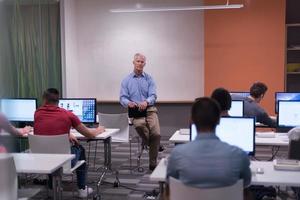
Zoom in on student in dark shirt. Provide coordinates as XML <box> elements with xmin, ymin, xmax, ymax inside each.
<box><xmin>211</xmin><ymin>88</ymin><xmax>232</xmax><ymax>117</ymax></box>
<box><xmin>243</xmin><ymin>82</ymin><xmax>276</xmax><ymax>128</ymax></box>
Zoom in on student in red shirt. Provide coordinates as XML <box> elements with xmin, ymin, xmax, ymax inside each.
<box><xmin>34</xmin><ymin>88</ymin><xmax>105</xmax><ymax>198</ymax></box>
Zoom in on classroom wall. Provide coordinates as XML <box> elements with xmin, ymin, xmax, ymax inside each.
<box><xmin>61</xmin><ymin>0</ymin><xmax>205</xmax><ymax>101</ymax></box>
<box><xmin>60</xmin><ymin>0</ymin><xmax>80</xmax><ymax>97</ymax></box>
<box><xmin>204</xmin><ymin>0</ymin><xmax>286</xmax><ymax>114</ymax></box>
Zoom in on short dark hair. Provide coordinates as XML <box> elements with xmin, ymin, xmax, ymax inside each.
<box><xmin>211</xmin><ymin>88</ymin><xmax>232</xmax><ymax>111</ymax></box>
<box><xmin>42</xmin><ymin>88</ymin><xmax>59</xmax><ymax>104</ymax></box>
<box><xmin>250</xmin><ymin>82</ymin><xmax>268</xmax><ymax>98</ymax></box>
<box><xmin>191</xmin><ymin>97</ymin><xmax>221</xmax><ymax>132</ymax></box>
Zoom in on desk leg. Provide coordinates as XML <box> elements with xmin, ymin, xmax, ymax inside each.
<box><xmin>52</xmin><ymin>167</ymin><xmax>63</xmax><ymax>200</ymax></box>
<box><xmin>95</xmin><ymin>137</ymin><xmax>112</xmax><ymax>198</ymax></box>
<box><xmin>158</xmin><ymin>182</ymin><xmax>165</xmax><ymax>200</ymax></box>
<box><xmin>103</xmin><ymin>137</ymin><xmax>112</xmax><ymax>170</ymax></box>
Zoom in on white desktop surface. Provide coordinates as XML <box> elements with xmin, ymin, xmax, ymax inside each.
<box><xmin>169</xmin><ymin>130</ymin><xmax>189</xmax><ymax>143</ymax></box>
<box><xmin>2</xmin><ymin>128</ymin><xmax>119</xmax><ymax>140</ymax></box>
<box><xmin>251</xmin><ymin>161</ymin><xmax>300</xmax><ymax>187</ymax></box>
<box><xmin>70</xmin><ymin>128</ymin><xmax>119</xmax><ymax>139</ymax></box>
<box><xmin>255</xmin><ymin>132</ymin><xmax>289</xmax><ymax>146</ymax></box>
<box><xmin>10</xmin><ymin>153</ymin><xmax>74</xmax><ymax>174</ymax></box>
<box><xmin>170</xmin><ymin>130</ymin><xmax>289</xmax><ymax>146</ymax></box>
<box><xmin>150</xmin><ymin>159</ymin><xmax>300</xmax><ymax>187</ymax></box>
<box><xmin>149</xmin><ymin>158</ymin><xmax>167</xmax><ymax>182</ymax></box>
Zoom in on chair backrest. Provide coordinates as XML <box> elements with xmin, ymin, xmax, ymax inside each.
<box><xmin>288</xmin><ymin>127</ymin><xmax>300</xmax><ymax>160</ymax></box>
<box><xmin>98</xmin><ymin>113</ymin><xmax>129</xmax><ymax>142</ymax></box>
<box><xmin>289</xmin><ymin>140</ymin><xmax>300</xmax><ymax>160</ymax></box>
<box><xmin>0</xmin><ymin>155</ymin><xmax>18</xmax><ymax>200</ymax></box>
<box><xmin>28</xmin><ymin>134</ymin><xmax>71</xmax><ymax>171</ymax></box>
<box><xmin>169</xmin><ymin>177</ymin><xmax>243</xmax><ymax>200</ymax></box>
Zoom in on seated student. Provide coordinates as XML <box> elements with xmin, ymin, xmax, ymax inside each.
<box><xmin>34</xmin><ymin>88</ymin><xmax>105</xmax><ymax>198</ymax></box>
<box><xmin>211</xmin><ymin>88</ymin><xmax>232</xmax><ymax>117</ymax></box>
<box><xmin>0</xmin><ymin>113</ymin><xmax>31</xmax><ymax>152</ymax></box>
<box><xmin>166</xmin><ymin>97</ymin><xmax>251</xmax><ymax>188</ymax></box>
<box><xmin>240</xmin><ymin>82</ymin><xmax>276</xmax><ymax>127</ymax></box>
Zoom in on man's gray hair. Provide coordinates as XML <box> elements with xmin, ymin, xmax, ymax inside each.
<box><xmin>134</xmin><ymin>53</ymin><xmax>146</xmax><ymax>61</ymax></box>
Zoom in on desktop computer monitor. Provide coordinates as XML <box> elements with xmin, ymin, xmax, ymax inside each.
<box><xmin>190</xmin><ymin>117</ymin><xmax>255</xmax><ymax>155</ymax></box>
<box><xmin>275</xmin><ymin>92</ymin><xmax>300</xmax><ymax>113</ymax></box>
<box><xmin>277</xmin><ymin>100</ymin><xmax>300</xmax><ymax>128</ymax></box>
<box><xmin>228</xmin><ymin>100</ymin><xmax>244</xmax><ymax>117</ymax></box>
<box><xmin>0</xmin><ymin>98</ymin><xmax>37</xmax><ymax>122</ymax></box>
<box><xmin>230</xmin><ymin>92</ymin><xmax>250</xmax><ymax>100</ymax></box>
<box><xmin>58</xmin><ymin>98</ymin><xmax>97</xmax><ymax>123</ymax></box>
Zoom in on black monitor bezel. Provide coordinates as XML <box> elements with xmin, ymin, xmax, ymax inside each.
<box><xmin>277</xmin><ymin>100</ymin><xmax>300</xmax><ymax>128</ymax></box>
<box><xmin>58</xmin><ymin>98</ymin><xmax>97</xmax><ymax>124</ymax></box>
<box><xmin>275</xmin><ymin>92</ymin><xmax>300</xmax><ymax>114</ymax></box>
<box><xmin>0</xmin><ymin>98</ymin><xmax>37</xmax><ymax>122</ymax></box>
<box><xmin>189</xmin><ymin>116</ymin><xmax>255</xmax><ymax>156</ymax></box>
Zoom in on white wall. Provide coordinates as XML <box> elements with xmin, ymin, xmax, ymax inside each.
<box><xmin>61</xmin><ymin>0</ymin><xmax>204</xmax><ymax>101</ymax></box>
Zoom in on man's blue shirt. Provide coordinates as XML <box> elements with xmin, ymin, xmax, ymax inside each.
<box><xmin>166</xmin><ymin>133</ymin><xmax>251</xmax><ymax>188</ymax></box>
<box><xmin>120</xmin><ymin>72</ymin><xmax>157</xmax><ymax>107</ymax></box>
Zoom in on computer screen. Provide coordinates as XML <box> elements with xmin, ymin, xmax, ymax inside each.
<box><xmin>230</xmin><ymin>92</ymin><xmax>250</xmax><ymax>100</ymax></box>
<box><xmin>0</xmin><ymin>98</ymin><xmax>37</xmax><ymax>122</ymax></box>
<box><xmin>275</xmin><ymin>92</ymin><xmax>300</xmax><ymax>113</ymax></box>
<box><xmin>278</xmin><ymin>100</ymin><xmax>300</xmax><ymax>128</ymax></box>
<box><xmin>228</xmin><ymin>100</ymin><xmax>244</xmax><ymax>117</ymax></box>
<box><xmin>190</xmin><ymin>117</ymin><xmax>255</xmax><ymax>155</ymax></box>
<box><xmin>58</xmin><ymin>98</ymin><xmax>97</xmax><ymax>123</ymax></box>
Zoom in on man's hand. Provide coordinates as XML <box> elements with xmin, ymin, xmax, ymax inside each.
<box><xmin>138</xmin><ymin>101</ymin><xmax>148</xmax><ymax>111</ymax></box>
<box><xmin>128</xmin><ymin>101</ymin><xmax>137</xmax><ymax>108</ymax></box>
<box><xmin>96</xmin><ymin>125</ymin><xmax>105</xmax><ymax>135</ymax></box>
<box><xmin>20</xmin><ymin>126</ymin><xmax>32</xmax><ymax>135</ymax></box>
<box><xmin>69</xmin><ymin>133</ymin><xmax>79</xmax><ymax>145</ymax></box>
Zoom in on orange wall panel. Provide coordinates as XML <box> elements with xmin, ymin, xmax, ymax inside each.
<box><xmin>204</xmin><ymin>0</ymin><xmax>285</xmax><ymax>114</ymax></box>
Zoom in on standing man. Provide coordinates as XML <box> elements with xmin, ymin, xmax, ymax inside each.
<box><xmin>120</xmin><ymin>53</ymin><xmax>161</xmax><ymax>171</ymax></box>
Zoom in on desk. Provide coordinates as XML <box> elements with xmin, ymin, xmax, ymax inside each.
<box><xmin>71</xmin><ymin>128</ymin><xmax>119</xmax><ymax>170</ymax></box>
<box><xmin>71</xmin><ymin>128</ymin><xmax>119</xmax><ymax>197</ymax></box>
<box><xmin>2</xmin><ymin>128</ymin><xmax>119</xmax><ymax>170</ymax></box>
<box><xmin>150</xmin><ymin>159</ymin><xmax>300</xmax><ymax>194</ymax></box>
<box><xmin>169</xmin><ymin>130</ymin><xmax>289</xmax><ymax>147</ymax></box>
<box><xmin>11</xmin><ymin>153</ymin><xmax>74</xmax><ymax>200</ymax></box>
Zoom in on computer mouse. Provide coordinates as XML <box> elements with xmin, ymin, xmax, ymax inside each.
<box><xmin>256</xmin><ymin>167</ymin><xmax>264</xmax><ymax>174</ymax></box>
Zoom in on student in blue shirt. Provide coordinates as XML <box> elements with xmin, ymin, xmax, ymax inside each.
<box><xmin>166</xmin><ymin>97</ymin><xmax>251</xmax><ymax>188</ymax></box>
<box><xmin>120</xmin><ymin>53</ymin><xmax>161</xmax><ymax>170</ymax></box>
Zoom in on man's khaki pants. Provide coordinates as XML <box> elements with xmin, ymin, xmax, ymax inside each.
<box><xmin>132</xmin><ymin>106</ymin><xmax>161</xmax><ymax>167</ymax></box>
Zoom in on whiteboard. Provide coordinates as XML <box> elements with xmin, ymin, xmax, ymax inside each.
<box><xmin>61</xmin><ymin>0</ymin><xmax>204</xmax><ymax>102</ymax></box>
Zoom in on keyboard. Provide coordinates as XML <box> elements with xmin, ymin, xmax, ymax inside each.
<box><xmin>179</xmin><ymin>129</ymin><xmax>190</xmax><ymax>135</ymax></box>
<box><xmin>256</xmin><ymin>132</ymin><xmax>276</xmax><ymax>138</ymax></box>
<box><xmin>274</xmin><ymin>159</ymin><xmax>300</xmax><ymax>171</ymax></box>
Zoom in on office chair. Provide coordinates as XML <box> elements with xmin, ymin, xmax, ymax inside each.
<box><xmin>288</xmin><ymin>127</ymin><xmax>300</xmax><ymax>160</ymax></box>
<box><xmin>28</xmin><ymin>134</ymin><xmax>86</xmax><ymax>198</ymax></box>
<box><xmin>169</xmin><ymin>177</ymin><xmax>243</xmax><ymax>200</ymax></box>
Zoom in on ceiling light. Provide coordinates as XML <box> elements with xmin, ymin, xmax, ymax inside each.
<box><xmin>110</xmin><ymin>1</ymin><xmax>243</xmax><ymax>13</ymax></box>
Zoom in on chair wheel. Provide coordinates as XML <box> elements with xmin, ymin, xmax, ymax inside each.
<box><xmin>113</xmin><ymin>180</ymin><xmax>120</xmax><ymax>187</ymax></box>
<box><xmin>138</xmin><ymin>167</ymin><xmax>144</xmax><ymax>172</ymax></box>
<box><xmin>93</xmin><ymin>194</ymin><xmax>101</xmax><ymax>200</ymax></box>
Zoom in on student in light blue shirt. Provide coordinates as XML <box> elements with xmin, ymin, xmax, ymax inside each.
<box><xmin>166</xmin><ymin>97</ymin><xmax>251</xmax><ymax>188</ymax></box>
<box><xmin>120</xmin><ymin>53</ymin><xmax>161</xmax><ymax>170</ymax></box>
